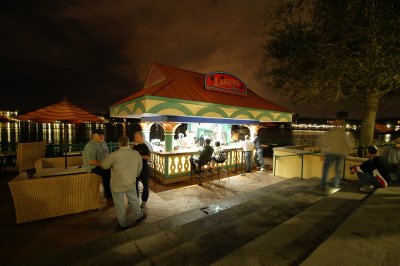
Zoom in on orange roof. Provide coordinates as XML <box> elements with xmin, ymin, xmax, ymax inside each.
<box><xmin>113</xmin><ymin>63</ymin><xmax>290</xmax><ymax>112</ymax></box>
<box><xmin>18</xmin><ymin>100</ymin><xmax>104</xmax><ymax>124</ymax></box>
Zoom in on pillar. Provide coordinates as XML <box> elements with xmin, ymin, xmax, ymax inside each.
<box><xmin>161</xmin><ymin>122</ymin><xmax>181</xmax><ymax>152</ymax></box>
<box><xmin>216</xmin><ymin>124</ymin><xmax>223</xmax><ymax>142</ymax></box>
<box><xmin>224</xmin><ymin>124</ymin><xmax>232</xmax><ymax>144</ymax></box>
<box><xmin>245</xmin><ymin>124</ymin><xmax>262</xmax><ymax>140</ymax></box>
<box><xmin>139</xmin><ymin>122</ymin><xmax>154</xmax><ymax>142</ymax></box>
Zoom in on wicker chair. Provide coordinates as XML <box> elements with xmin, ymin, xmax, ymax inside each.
<box><xmin>6</xmin><ymin>141</ymin><xmax>46</xmax><ymax>173</ymax></box>
<box><xmin>35</xmin><ymin>156</ymin><xmax>83</xmax><ymax>171</ymax></box>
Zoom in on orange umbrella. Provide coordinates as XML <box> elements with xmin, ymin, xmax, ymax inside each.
<box><xmin>18</xmin><ymin>99</ymin><xmax>104</xmax><ymax>123</ymax></box>
<box><xmin>18</xmin><ymin>99</ymin><xmax>105</xmax><ymax>168</ymax></box>
<box><xmin>375</xmin><ymin>123</ymin><xmax>392</xmax><ymax>133</ymax></box>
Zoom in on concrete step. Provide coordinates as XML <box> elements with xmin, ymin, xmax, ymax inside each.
<box><xmin>301</xmin><ymin>186</ymin><xmax>400</xmax><ymax>266</ymax></box>
<box><xmin>23</xmin><ymin>179</ymin><xmax>326</xmax><ymax>265</ymax></box>
<box><xmin>211</xmin><ymin>183</ymin><xmax>369</xmax><ymax>265</ymax></box>
<box><xmin>118</xmin><ymin>184</ymin><xmax>326</xmax><ymax>266</ymax></box>
<box><xmin>24</xmin><ymin>178</ymin><xmax>337</xmax><ymax>266</ymax></box>
<box><xmin>70</xmin><ymin>178</ymin><xmax>327</xmax><ymax>265</ymax></box>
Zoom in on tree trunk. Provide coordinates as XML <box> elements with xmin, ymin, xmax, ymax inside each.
<box><xmin>359</xmin><ymin>92</ymin><xmax>380</xmax><ymax>146</ymax></box>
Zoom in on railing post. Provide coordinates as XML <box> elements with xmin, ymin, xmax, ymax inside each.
<box><xmin>342</xmin><ymin>157</ymin><xmax>346</xmax><ymax>180</ymax></box>
<box><xmin>300</xmin><ymin>154</ymin><xmax>304</xmax><ymax>180</ymax></box>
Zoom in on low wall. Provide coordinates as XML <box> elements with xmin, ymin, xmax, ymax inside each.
<box><xmin>150</xmin><ymin>147</ymin><xmax>245</xmax><ymax>184</ymax></box>
<box><xmin>273</xmin><ymin>146</ymin><xmax>367</xmax><ymax>181</ymax></box>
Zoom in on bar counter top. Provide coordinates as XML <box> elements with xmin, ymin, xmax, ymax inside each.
<box><xmin>153</xmin><ymin>145</ymin><xmax>243</xmax><ymax>155</ymax></box>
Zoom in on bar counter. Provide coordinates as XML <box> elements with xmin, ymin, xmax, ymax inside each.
<box><xmin>150</xmin><ymin>146</ymin><xmax>245</xmax><ymax>184</ymax></box>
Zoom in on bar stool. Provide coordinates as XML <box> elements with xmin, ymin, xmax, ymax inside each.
<box><xmin>190</xmin><ymin>156</ymin><xmax>213</xmax><ymax>184</ymax></box>
<box><xmin>212</xmin><ymin>151</ymin><xmax>229</xmax><ymax>181</ymax></box>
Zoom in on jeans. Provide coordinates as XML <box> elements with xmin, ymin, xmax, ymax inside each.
<box><xmin>92</xmin><ymin>166</ymin><xmax>112</xmax><ymax>199</ymax></box>
<box><xmin>112</xmin><ymin>187</ymin><xmax>143</xmax><ymax>228</ymax></box>
<box><xmin>357</xmin><ymin>171</ymin><xmax>380</xmax><ymax>188</ymax></box>
<box><xmin>136</xmin><ymin>164</ymin><xmax>149</xmax><ymax>202</ymax></box>
<box><xmin>244</xmin><ymin>151</ymin><xmax>252</xmax><ymax>172</ymax></box>
<box><xmin>254</xmin><ymin>148</ymin><xmax>266</xmax><ymax>168</ymax></box>
<box><xmin>321</xmin><ymin>154</ymin><xmax>344</xmax><ymax>188</ymax></box>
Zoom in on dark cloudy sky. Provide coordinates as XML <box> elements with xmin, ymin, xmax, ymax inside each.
<box><xmin>0</xmin><ymin>0</ymin><xmax>397</xmax><ymax>118</ymax></box>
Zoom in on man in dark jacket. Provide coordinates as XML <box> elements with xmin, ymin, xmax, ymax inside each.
<box><xmin>351</xmin><ymin>145</ymin><xmax>389</xmax><ymax>192</ymax></box>
<box><xmin>253</xmin><ymin>134</ymin><xmax>268</xmax><ymax>171</ymax></box>
<box><xmin>133</xmin><ymin>131</ymin><xmax>150</xmax><ymax>208</ymax></box>
<box><xmin>191</xmin><ymin>138</ymin><xmax>214</xmax><ymax>170</ymax></box>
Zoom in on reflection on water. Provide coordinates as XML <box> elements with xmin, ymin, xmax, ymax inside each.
<box><xmin>0</xmin><ymin>121</ymin><xmax>142</xmax><ymax>146</ymax></box>
<box><xmin>1</xmin><ymin>122</ymin><xmax>397</xmax><ymax>150</ymax></box>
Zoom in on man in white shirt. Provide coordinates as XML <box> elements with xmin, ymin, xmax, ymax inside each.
<box><xmin>100</xmin><ymin>136</ymin><xmax>147</xmax><ymax>229</ymax></box>
<box><xmin>242</xmin><ymin>135</ymin><xmax>254</xmax><ymax>173</ymax></box>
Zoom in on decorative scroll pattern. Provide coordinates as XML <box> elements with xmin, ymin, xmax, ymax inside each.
<box><xmin>168</xmin><ymin>154</ymin><xmax>192</xmax><ymax>175</ymax></box>
<box><xmin>149</xmin><ymin>148</ymin><xmax>248</xmax><ymax>179</ymax></box>
<box><xmin>151</xmin><ymin>152</ymin><xmax>165</xmax><ymax>174</ymax></box>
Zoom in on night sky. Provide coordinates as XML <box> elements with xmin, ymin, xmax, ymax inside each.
<box><xmin>0</xmin><ymin>0</ymin><xmax>397</xmax><ymax>118</ymax></box>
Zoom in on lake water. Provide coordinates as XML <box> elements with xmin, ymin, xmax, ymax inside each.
<box><xmin>0</xmin><ymin>121</ymin><xmax>396</xmax><ymax>151</ymax></box>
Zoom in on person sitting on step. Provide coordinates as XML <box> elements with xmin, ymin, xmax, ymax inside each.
<box><xmin>350</xmin><ymin>145</ymin><xmax>390</xmax><ymax>193</ymax></box>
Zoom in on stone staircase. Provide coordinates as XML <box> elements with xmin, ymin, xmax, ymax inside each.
<box><xmin>24</xmin><ymin>178</ymin><xmax>372</xmax><ymax>266</ymax></box>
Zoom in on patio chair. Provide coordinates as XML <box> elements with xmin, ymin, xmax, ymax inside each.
<box><xmin>6</xmin><ymin>141</ymin><xmax>46</xmax><ymax>173</ymax></box>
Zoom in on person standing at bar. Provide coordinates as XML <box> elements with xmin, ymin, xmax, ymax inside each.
<box><xmin>100</xmin><ymin>136</ymin><xmax>146</xmax><ymax>229</ymax></box>
<box><xmin>253</xmin><ymin>133</ymin><xmax>268</xmax><ymax>171</ymax></box>
<box><xmin>242</xmin><ymin>135</ymin><xmax>254</xmax><ymax>173</ymax></box>
<box><xmin>133</xmin><ymin>131</ymin><xmax>150</xmax><ymax>208</ymax></box>
<box><xmin>83</xmin><ymin>129</ymin><xmax>113</xmax><ymax>207</ymax></box>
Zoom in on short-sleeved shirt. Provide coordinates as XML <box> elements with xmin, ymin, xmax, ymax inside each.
<box><xmin>133</xmin><ymin>143</ymin><xmax>150</xmax><ymax>165</ymax></box>
<box><xmin>213</xmin><ymin>146</ymin><xmax>223</xmax><ymax>157</ymax></box>
<box><xmin>83</xmin><ymin>140</ymin><xmax>109</xmax><ymax>172</ymax></box>
<box><xmin>242</xmin><ymin>140</ymin><xmax>254</xmax><ymax>152</ymax></box>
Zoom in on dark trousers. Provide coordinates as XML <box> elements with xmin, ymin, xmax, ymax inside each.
<box><xmin>357</xmin><ymin>171</ymin><xmax>380</xmax><ymax>188</ymax></box>
<box><xmin>92</xmin><ymin>166</ymin><xmax>112</xmax><ymax>199</ymax></box>
<box><xmin>136</xmin><ymin>164</ymin><xmax>149</xmax><ymax>202</ymax></box>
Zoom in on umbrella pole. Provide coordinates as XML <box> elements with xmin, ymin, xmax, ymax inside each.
<box><xmin>64</xmin><ymin>122</ymin><xmax>68</xmax><ymax>169</ymax></box>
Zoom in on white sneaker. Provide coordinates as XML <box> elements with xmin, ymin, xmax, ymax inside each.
<box><xmin>260</xmin><ymin>167</ymin><xmax>267</xmax><ymax>171</ymax></box>
<box><xmin>360</xmin><ymin>185</ymin><xmax>375</xmax><ymax>192</ymax></box>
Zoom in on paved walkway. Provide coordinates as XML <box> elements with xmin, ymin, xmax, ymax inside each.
<box><xmin>0</xmin><ymin>165</ymin><xmax>283</xmax><ymax>265</ymax></box>
<box><xmin>302</xmin><ymin>186</ymin><xmax>400</xmax><ymax>266</ymax></box>
<box><xmin>144</xmin><ymin>171</ymin><xmax>284</xmax><ymax>224</ymax></box>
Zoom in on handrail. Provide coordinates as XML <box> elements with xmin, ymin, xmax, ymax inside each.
<box><xmin>274</xmin><ymin>151</ymin><xmax>358</xmax><ymax>181</ymax></box>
